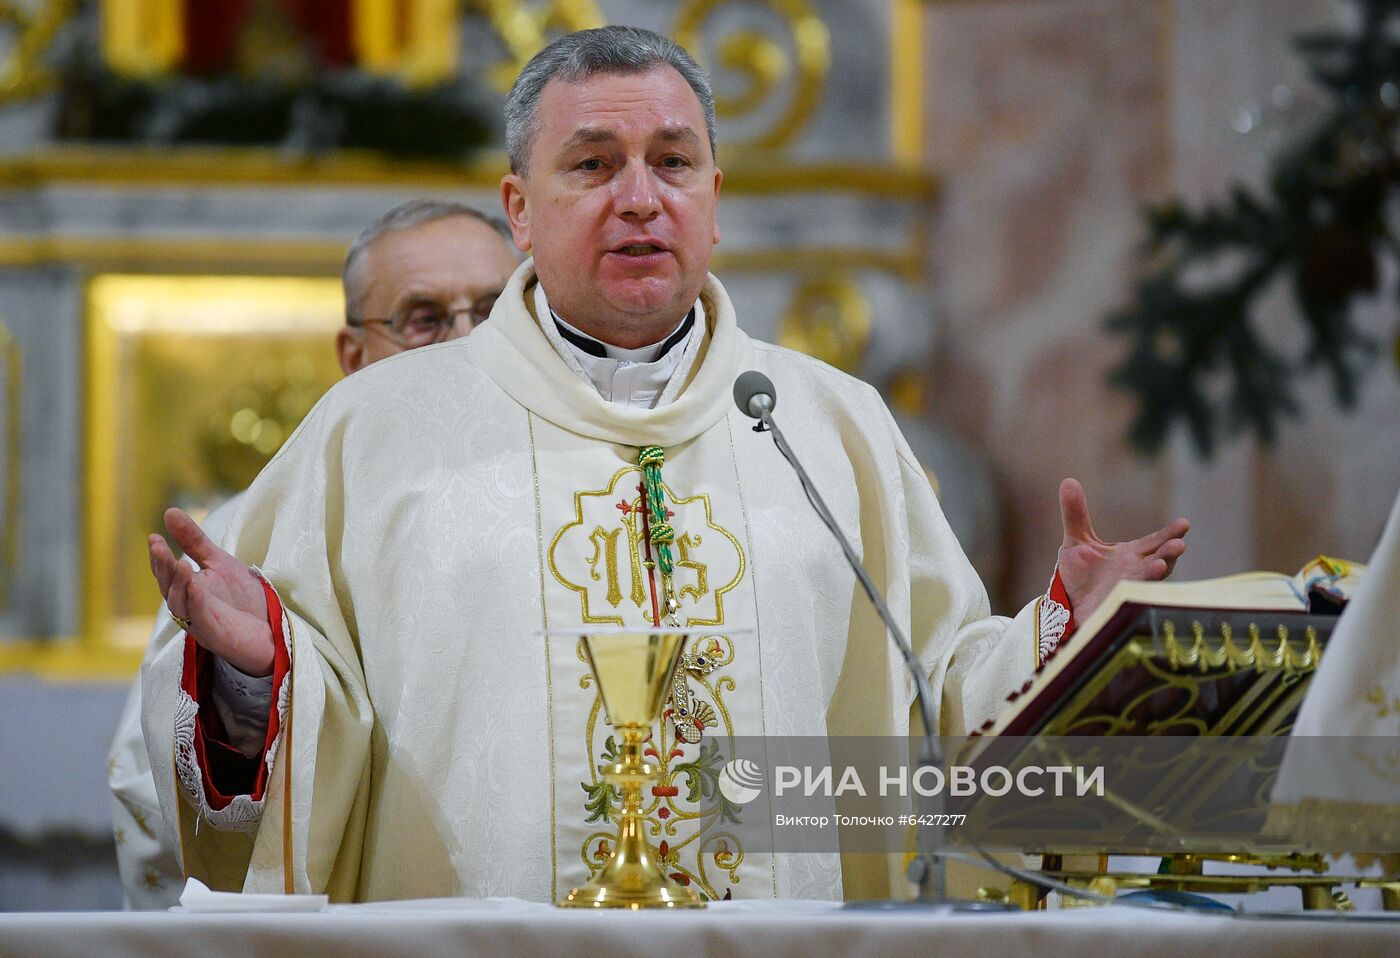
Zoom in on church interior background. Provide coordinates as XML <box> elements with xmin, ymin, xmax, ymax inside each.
<box><xmin>1</xmin><ymin>0</ymin><xmax>1397</xmax><ymax>908</ymax></box>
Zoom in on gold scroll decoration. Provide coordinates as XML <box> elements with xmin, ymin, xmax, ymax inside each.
<box><xmin>0</xmin><ymin>0</ymin><xmax>75</xmax><ymax>100</ymax></box>
<box><xmin>673</xmin><ymin>0</ymin><xmax>830</xmax><ymax>152</ymax></box>
<box><xmin>775</xmin><ymin>274</ymin><xmax>871</xmax><ymax>374</ymax></box>
<box><xmin>468</xmin><ymin>0</ymin><xmax>605</xmax><ymax>93</ymax></box>
<box><xmin>0</xmin><ymin>319</ymin><xmax>19</xmax><ymax>607</ymax></box>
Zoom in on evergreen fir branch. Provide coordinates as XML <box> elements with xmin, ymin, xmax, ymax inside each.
<box><xmin>1109</xmin><ymin>0</ymin><xmax>1396</xmax><ymax>456</ymax></box>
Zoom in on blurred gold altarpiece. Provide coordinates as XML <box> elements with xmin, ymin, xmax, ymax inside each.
<box><xmin>83</xmin><ymin>275</ymin><xmax>343</xmax><ymax>651</ymax></box>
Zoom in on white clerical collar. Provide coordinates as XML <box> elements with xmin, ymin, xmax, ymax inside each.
<box><xmin>533</xmin><ymin>282</ymin><xmax>703</xmax><ymax>410</ymax></box>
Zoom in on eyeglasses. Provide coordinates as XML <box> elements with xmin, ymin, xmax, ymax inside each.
<box><xmin>348</xmin><ymin>293</ymin><xmax>499</xmax><ymax>348</ymax></box>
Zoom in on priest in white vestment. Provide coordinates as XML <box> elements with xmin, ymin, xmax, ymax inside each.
<box><xmin>111</xmin><ymin>200</ymin><xmax>520</xmax><ymax>908</ymax></box>
<box><xmin>141</xmin><ymin>26</ymin><xmax>1189</xmax><ymax>904</ymax></box>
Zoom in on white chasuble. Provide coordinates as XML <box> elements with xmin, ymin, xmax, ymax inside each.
<box><xmin>141</xmin><ymin>260</ymin><xmax>1043</xmax><ymax>904</ymax></box>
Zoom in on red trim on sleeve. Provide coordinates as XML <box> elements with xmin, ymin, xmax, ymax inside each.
<box><xmin>179</xmin><ymin>579</ymin><xmax>289</xmax><ymax>809</ymax></box>
<box><xmin>1049</xmin><ymin>567</ymin><xmax>1077</xmax><ymax>640</ymax></box>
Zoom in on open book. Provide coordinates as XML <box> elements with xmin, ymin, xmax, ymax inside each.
<box><xmin>976</xmin><ymin>557</ymin><xmax>1363</xmax><ymax>738</ymax></box>
<box><xmin>952</xmin><ymin>558</ymin><xmax>1365</xmax><ymax>852</ymax></box>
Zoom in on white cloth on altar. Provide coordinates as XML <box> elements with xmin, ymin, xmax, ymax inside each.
<box><xmin>140</xmin><ymin>259</ymin><xmax>1046</xmax><ymax>904</ymax></box>
<box><xmin>18</xmin><ymin>896</ymin><xmax>1400</xmax><ymax>958</ymax></box>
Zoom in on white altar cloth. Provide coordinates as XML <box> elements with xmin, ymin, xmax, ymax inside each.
<box><xmin>3</xmin><ymin>898</ymin><xmax>1400</xmax><ymax>958</ymax></box>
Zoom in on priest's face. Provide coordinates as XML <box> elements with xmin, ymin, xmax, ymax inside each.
<box><xmin>501</xmin><ymin>66</ymin><xmax>723</xmax><ymax>349</ymax></box>
<box><xmin>337</xmin><ymin>215</ymin><xmax>520</xmax><ymax>375</ymax></box>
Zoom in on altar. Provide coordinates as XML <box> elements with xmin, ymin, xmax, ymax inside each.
<box><xmin>4</xmin><ymin>898</ymin><xmax>1400</xmax><ymax>958</ymax></box>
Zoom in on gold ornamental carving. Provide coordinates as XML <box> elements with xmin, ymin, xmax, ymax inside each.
<box><xmin>4</xmin><ymin>0</ymin><xmax>837</xmax><ymax>149</ymax></box>
<box><xmin>352</xmin><ymin>0</ymin><xmax>461</xmax><ymax>86</ymax></box>
<box><xmin>673</xmin><ymin>0</ymin><xmax>830</xmax><ymax>151</ymax></box>
<box><xmin>776</xmin><ymin>274</ymin><xmax>872</xmax><ymax>373</ymax></box>
<box><xmin>468</xmin><ymin>0</ymin><xmax>606</xmax><ymax>92</ymax></box>
<box><xmin>0</xmin><ymin>0</ymin><xmax>74</xmax><ymax>101</ymax></box>
<box><xmin>82</xmin><ymin>275</ymin><xmax>343</xmax><ymax>650</ymax></box>
<box><xmin>100</xmin><ymin>0</ymin><xmax>182</xmax><ymax>77</ymax></box>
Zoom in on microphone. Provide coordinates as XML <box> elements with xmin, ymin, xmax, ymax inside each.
<box><xmin>732</xmin><ymin>370</ymin><xmax>775</xmax><ymax>426</ymax></box>
<box><xmin>733</xmin><ymin>371</ymin><xmax>1007</xmax><ymax>912</ymax></box>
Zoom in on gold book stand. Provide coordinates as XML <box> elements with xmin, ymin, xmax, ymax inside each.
<box><xmin>957</xmin><ymin>606</ymin><xmax>1400</xmax><ymax>912</ymax></box>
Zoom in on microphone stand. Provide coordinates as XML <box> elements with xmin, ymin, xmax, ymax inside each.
<box><xmin>750</xmin><ymin>401</ymin><xmax>1012</xmax><ymax>911</ymax></box>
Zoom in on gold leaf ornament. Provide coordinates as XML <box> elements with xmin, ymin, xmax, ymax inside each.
<box><xmin>673</xmin><ymin>0</ymin><xmax>830</xmax><ymax>152</ymax></box>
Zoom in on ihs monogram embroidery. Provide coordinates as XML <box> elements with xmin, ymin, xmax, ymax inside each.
<box><xmin>548</xmin><ymin>466</ymin><xmax>744</xmax><ymax>627</ymax></box>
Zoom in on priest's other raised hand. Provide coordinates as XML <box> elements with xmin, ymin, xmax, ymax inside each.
<box><xmin>1055</xmin><ymin>477</ymin><xmax>1190</xmax><ymax>622</ymax></box>
<box><xmin>148</xmin><ymin>508</ymin><xmax>274</xmax><ymax>676</ymax></box>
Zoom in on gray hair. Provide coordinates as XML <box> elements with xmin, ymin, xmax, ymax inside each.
<box><xmin>504</xmin><ymin>25</ymin><xmax>717</xmax><ymax>175</ymax></box>
<box><xmin>343</xmin><ymin>200</ymin><xmax>514</xmax><ymax>322</ymax></box>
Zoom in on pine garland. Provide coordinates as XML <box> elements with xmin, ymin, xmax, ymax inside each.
<box><xmin>39</xmin><ymin>10</ymin><xmax>490</xmax><ymax>160</ymax></box>
<box><xmin>1110</xmin><ymin>0</ymin><xmax>1399</xmax><ymax>457</ymax></box>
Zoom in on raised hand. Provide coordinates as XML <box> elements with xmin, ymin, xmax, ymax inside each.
<box><xmin>1056</xmin><ymin>478</ymin><xmax>1190</xmax><ymax>622</ymax></box>
<box><xmin>148</xmin><ymin>507</ymin><xmax>274</xmax><ymax>677</ymax></box>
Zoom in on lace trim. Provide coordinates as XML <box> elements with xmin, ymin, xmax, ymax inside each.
<box><xmin>173</xmin><ymin>688</ymin><xmax>263</xmax><ymax>832</ymax></box>
<box><xmin>172</xmin><ymin>690</ymin><xmax>204</xmax><ymax>805</ymax></box>
<box><xmin>172</xmin><ymin>566</ymin><xmax>292</xmax><ymax>833</ymax></box>
<box><xmin>1038</xmin><ymin>596</ymin><xmax>1071</xmax><ymax>665</ymax></box>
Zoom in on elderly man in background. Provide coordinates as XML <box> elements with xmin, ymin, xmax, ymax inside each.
<box><xmin>107</xmin><ymin>199</ymin><xmax>519</xmax><ymax>908</ymax></box>
<box><xmin>142</xmin><ymin>27</ymin><xmax>1187</xmax><ymax>903</ymax></box>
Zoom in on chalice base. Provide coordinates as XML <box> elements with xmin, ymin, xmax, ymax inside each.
<box><xmin>560</xmin><ymin>827</ymin><xmax>704</xmax><ymax>909</ymax></box>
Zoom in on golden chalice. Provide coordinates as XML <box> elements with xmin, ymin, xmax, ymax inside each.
<box><xmin>559</xmin><ymin>629</ymin><xmax>704</xmax><ymax>909</ymax></box>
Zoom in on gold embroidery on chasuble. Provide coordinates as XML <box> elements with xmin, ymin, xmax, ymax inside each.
<box><xmin>547</xmin><ymin>463</ymin><xmax>751</xmax><ymax>900</ymax></box>
<box><xmin>548</xmin><ymin>465</ymin><xmax>744</xmax><ymax>626</ymax></box>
